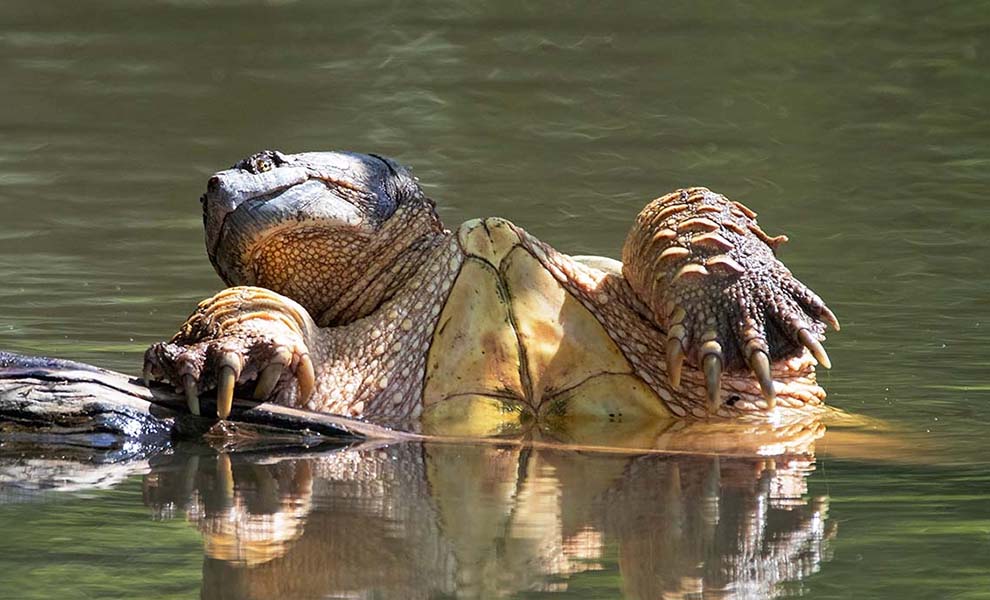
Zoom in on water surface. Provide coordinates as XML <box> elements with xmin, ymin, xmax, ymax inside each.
<box><xmin>0</xmin><ymin>1</ymin><xmax>988</xmax><ymax>598</ymax></box>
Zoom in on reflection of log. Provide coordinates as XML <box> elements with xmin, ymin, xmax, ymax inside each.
<box><xmin>0</xmin><ymin>452</ymin><xmax>152</xmax><ymax>504</ymax></box>
<box><xmin>0</xmin><ymin>351</ymin><xmax>406</xmax><ymax>448</ymax></box>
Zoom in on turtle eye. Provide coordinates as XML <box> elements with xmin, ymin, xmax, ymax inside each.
<box><xmin>233</xmin><ymin>150</ymin><xmax>285</xmax><ymax>174</ymax></box>
<box><xmin>254</xmin><ymin>157</ymin><xmax>273</xmax><ymax>173</ymax></box>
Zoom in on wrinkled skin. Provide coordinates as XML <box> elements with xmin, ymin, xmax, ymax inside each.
<box><xmin>143</xmin><ymin>150</ymin><xmax>838</xmax><ymax>429</ymax></box>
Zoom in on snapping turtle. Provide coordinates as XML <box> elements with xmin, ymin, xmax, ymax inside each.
<box><xmin>141</xmin><ymin>150</ymin><xmax>838</xmax><ymax>434</ymax></box>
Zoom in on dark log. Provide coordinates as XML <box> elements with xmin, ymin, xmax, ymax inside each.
<box><xmin>0</xmin><ymin>351</ymin><xmax>412</xmax><ymax>452</ymax></box>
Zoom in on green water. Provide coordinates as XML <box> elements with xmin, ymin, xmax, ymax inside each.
<box><xmin>0</xmin><ymin>0</ymin><xmax>988</xmax><ymax>598</ymax></box>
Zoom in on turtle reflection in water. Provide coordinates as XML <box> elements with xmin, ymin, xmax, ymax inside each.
<box><xmin>139</xmin><ymin>442</ymin><xmax>832</xmax><ymax>600</ymax></box>
<box><xmin>142</xmin><ymin>149</ymin><xmax>838</xmax><ymax>436</ymax></box>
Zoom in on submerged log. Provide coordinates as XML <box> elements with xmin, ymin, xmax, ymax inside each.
<box><xmin>0</xmin><ymin>351</ymin><xmax>409</xmax><ymax>451</ymax></box>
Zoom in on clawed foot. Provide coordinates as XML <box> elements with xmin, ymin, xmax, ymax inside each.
<box><xmin>623</xmin><ymin>188</ymin><xmax>840</xmax><ymax>411</ymax></box>
<box><xmin>143</xmin><ymin>287</ymin><xmax>319</xmax><ymax>418</ymax></box>
<box><xmin>662</xmin><ymin>260</ymin><xmax>839</xmax><ymax>410</ymax></box>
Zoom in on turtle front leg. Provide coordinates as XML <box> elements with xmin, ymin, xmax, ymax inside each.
<box><xmin>621</xmin><ymin>188</ymin><xmax>839</xmax><ymax>411</ymax></box>
<box><xmin>143</xmin><ymin>287</ymin><xmax>321</xmax><ymax>418</ymax></box>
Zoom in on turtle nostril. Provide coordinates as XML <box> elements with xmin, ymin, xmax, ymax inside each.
<box><xmin>207</xmin><ymin>176</ymin><xmax>221</xmax><ymax>194</ymax></box>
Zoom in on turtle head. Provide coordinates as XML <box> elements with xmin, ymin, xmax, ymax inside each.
<box><xmin>201</xmin><ymin>150</ymin><xmax>444</xmax><ymax>322</ymax></box>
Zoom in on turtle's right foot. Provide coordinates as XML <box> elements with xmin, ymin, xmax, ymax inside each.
<box><xmin>143</xmin><ymin>286</ymin><xmax>320</xmax><ymax>418</ymax></box>
<box><xmin>622</xmin><ymin>188</ymin><xmax>839</xmax><ymax>413</ymax></box>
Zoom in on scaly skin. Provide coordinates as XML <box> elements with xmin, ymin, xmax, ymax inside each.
<box><xmin>143</xmin><ymin>150</ymin><xmax>838</xmax><ymax>429</ymax></box>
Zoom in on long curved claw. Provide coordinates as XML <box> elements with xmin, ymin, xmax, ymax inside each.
<box><xmin>142</xmin><ymin>364</ymin><xmax>154</xmax><ymax>387</ymax></box>
<box><xmin>791</xmin><ymin>285</ymin><xmax>841</xmax><ymax>333</ymax></box>
<box><xmin>666</xmin><ymin>338</ymin><xmax>685</xmax><ymax>390</ymax></box>
<box><xmin>820</xmin><ymin>306</ymin><xmax>841</xmax><ymax>332</ymax></box>
<box><xmin>702</xmin><ymin>352</ymin><xmax>722</xmax><ymax>413</ymax></box>
<box><xmin>217</xmin><ymin>367</ymin><xmax>237</xmax><ymax>419</ymax></box>
<box><xmin>797</xmin><ymin>329</ymin><xmax>831</xmax><ymax>369</ymax></box>
<box><xmin>253</xmin><ymin>362</ymin><xmax>285</xmax><ymax>400</ymax></box>
<box><xmin>748</xmin><ymin>350</ymin><xmax>776</xmax><ymax>408</ymax></box>
<box><xmin>297</xmin><ymin>354</ymin><xmax>315</xmax><ymax>403</ymax></box>
<box><xmin>700</xmin><ymin>335</ymin><xmax>724</xmax><ymax>413</ymax></box>
<box><xmin>182</xmin><ymin>374</ymin><xmax>201</xmax><ymax>416</ymax></box>
<box><xmin>216</xmin><ymin>352</ymin><xmax>243</xmax><ymax>419</ymax></box>
<box><xmin>253</xmin><ymin>347</ymin><xmax>292</xmax><ymax>400</ymax></box>
<box><xmin>666</xmin><ymin>307</ymin><xmax>688</xmax><ymax>390</ymax></box>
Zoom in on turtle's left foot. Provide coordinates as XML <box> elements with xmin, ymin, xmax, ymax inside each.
<box><xmin>622</xmin><ymin>188</ymin><xmax>839</xmax><ymax>412</ymax></box>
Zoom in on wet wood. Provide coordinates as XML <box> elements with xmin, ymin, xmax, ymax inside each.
<box><xmin>0</xmin><ymin>351</ymin><xmax>410</xmax><ymax>449</ymax></box>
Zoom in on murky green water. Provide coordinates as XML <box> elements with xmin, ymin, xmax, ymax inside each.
<box><xmin>0</xmin><ymin>1</ymin><xmax>988</xmax><ymax>598</ymax></box>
